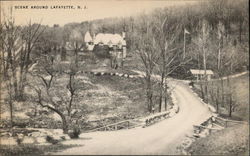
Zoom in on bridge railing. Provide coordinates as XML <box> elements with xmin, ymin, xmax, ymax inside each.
<box><xmin>86</xmin><ymin>119</ymin><xmax>143</xmax><ymax>133</ymax></box>
<box><xmin>213</xmin><ymin>116</ymin><xmax>248</xmax><ymax>127</ymax></box>
<box><xmin>142</xmin><ymin>111</ymin><xmax>170</xmax><ymax>127</ymax></box>
<box><xmin>193</xmin><ymin>115</ymin><xmax>249</xmax><ymax>138</ymax></box>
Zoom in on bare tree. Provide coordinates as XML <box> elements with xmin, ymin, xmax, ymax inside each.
<box><xmin>0</xmin><ymin>11</ymin><xmax>44</xmax><ymax>131</ymax></box>
<box><xmin>68</xmin><ymin>28</ymin><xmax>85</xmax><ymax>66</ymax></box>
<box><xmin>0</xmin><ymin>15</ymin><xmax>45</xmax><ymax>100</ymax></box>
<box><xmin>19</xmin><ymin>22</ymin><xmax>45</xmax><ymax>99</ymax></box>
<box><xmin>192</xmin><ymin>19</ymin><xmax>211</xmax><ymax>102</ymax></box>
<box><xmin>136</xmin><ymin>17</ymin><xmax>159</xmax><ymax>113</ymax></box>
<box><xmin>152</xmin><ymin>9</ymin><xmax>190</xmax><ymax>112</ymax></box>
<box><xmin>207</xmin><ymin>37</ymin><xmax>244</xmax><ymax>115</ymax></box>
<box><xmin>28</xmin><ymin>57</ymin><xmax>85</xmax><ymax>133</ymax></box>
<box><xmin>225</xmin><ymin>79</ymin><xmax>238</xmax><ymax>117</ymax></box>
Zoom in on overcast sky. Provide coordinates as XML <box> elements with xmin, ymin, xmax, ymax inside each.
<box><xmin>1</xmin><ymin>0</ymin><xmax>198</xmax><ymax>26</ymax></box>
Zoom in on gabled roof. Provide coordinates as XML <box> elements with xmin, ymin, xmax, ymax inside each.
<box><xmin>93</xmin><ymin>33</ymin><xmax>125</xmax><ymax>46</ymax></box>
<box><xmin>84</xmin><ymin>31</ymin><xmax>93</xmax><ymax>43</ymax></box>
<box><xmin>190</xmin><ymin>69</ymin><xmax>214</xmax><ymax>75</ymax></box>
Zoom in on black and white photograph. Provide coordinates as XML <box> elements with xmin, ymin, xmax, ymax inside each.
<box><xmin>0</xmin><ymin>0</ymin><xmax>249</xmax><ymax>155</ymax></box>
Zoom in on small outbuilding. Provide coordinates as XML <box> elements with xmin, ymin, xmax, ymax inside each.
<box><xmin>190</xmin><ymin>69</ymin><xmax>214</xmax><ymax>80</ymax></box>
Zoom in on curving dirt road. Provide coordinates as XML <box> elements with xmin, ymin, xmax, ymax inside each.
<box><xmin>51</xmin><ymin>79</ymin><xmax>212</xmax><ymax>155</ymax></box>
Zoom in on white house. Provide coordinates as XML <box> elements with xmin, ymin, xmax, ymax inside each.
<box><xmin>84</xmin><ymin>32</ymin><xmax>127</xmax><ymax>58</ymax></box>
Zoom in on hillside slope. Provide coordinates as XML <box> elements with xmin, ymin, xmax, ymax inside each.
<box><xmin>188</xmin><ymin>124</ymin><xmax>249</xmax><ymax>155</ymax></box>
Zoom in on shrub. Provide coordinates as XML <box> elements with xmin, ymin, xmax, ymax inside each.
<box><xmin>45</xmin><ymin>135</ymin><xmax>59</xmax><ymax>144</ymax></box>
<box><xmin>68</xmin><ymin>127</ymin><xmax>81</xmax><ymax>139</ymax></box>
<box><xmin>13</xmin><ymin>120</ymin><xmax>29</xmax><ymax>128</ymax></box>
<box><xmin>60</xmin><ymin>136</ymin><xmax>66</xmax><ymax>140</ymax></box>
<box><xmin>16</xmin><ymin>137</ymin><xmax>24</xmax><ymax>145</ymax></box>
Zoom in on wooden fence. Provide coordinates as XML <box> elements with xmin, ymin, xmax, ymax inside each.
<box><xmin>213</xmin><ymin>116</ymin><xmax>248</xmax><ymax>128</ymax></box>
<box><xmin>193</xmin><ymin>115</ymin><xmax>249</xmax><ymax>138</ymax></box>
<box><xmin>86</xmin><ymin>119</ymin><xmax>143</xmax><ymax>132</ymax></box>
<box><xmin>86</xmin><ymin>111</ymin><xmax>172</xmax><ymax>132</ymax></box>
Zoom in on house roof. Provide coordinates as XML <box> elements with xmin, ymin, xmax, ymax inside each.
<box><xmin>93</xmin><ymin>33</ymin><xmax>125</xmax><ymax>46</ymax></box>
<box><xmin>190</xmin><ymin>69</ymin><xmax>214</xmax><ymax>75</ymax></box>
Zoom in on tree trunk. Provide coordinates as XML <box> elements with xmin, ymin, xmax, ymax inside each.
<box><xmin>61</xmin><ymin>115</ymin><xmax>69</xmax><ymax>134</ymax></box>
<box><xmin>220</xmin><ymin>79</ymin><xmax>224</xmax><ymax>107</ymax></box>
<box><xmin>146</xmin><ymin>76</ymin><xmax>153</xmax><ymax>113</ymax></box>
<box><xmin>216</xmin><ymin>87</ymin><xmax>220</xmax><ymax>113</ymax></box>
<box><xmin>164</xmin><ymin>96</ymin><xmax>167</xmax><ymax>111</ymax></box>
<box><xmin>146</xmin><ymin>91</ymin><xmax>152</xmax><ymax>113</ymax></box>
<box><xmin>9</xmin><ymin>98</ymin><xmax>13</xmax><ymax>129</ymax></box>
<box><xmin>44</xmin><ymin>104</ymin><xmax>69</xmax><ymax>134</ymax></box>
<box><xmin>200</xmin><ymin>83</ymin><xmax>205</xmax><ymax>100</ymax></box>
<box><xmin>8</xmin><ymin>48</ymin><xmax>19</xmax><ymax>99</ymax></box>
<box><xmin>61</xmin><ymin>47</ymin><xmax>66</xmax><ymax>61</ymax></box>
<box><xmin>18</xmin><ymin>66</ymin><xmax>27</xmax><ymax>101</ymax></box>
<box><xmin>228</xmin><ymin>94</ymin><xmax>232</xmax><ymax>117</ymax></box>
<box><xmin>227</xmin><ymin>75</ymin><xmax>233</xmax><ymax>117</ymax></box>
<box><xmin>75</xmin><ymin>42</ymin><xmax>79</xmax><ymax>67</ymax></box>
<box><xmin>204</xmin><ymin>83</ymin><xmax>208</xmax><ymax>103</ymax></box>
<box><xmin>218</xmin><ymin>39</ymin><xmax>221</xmax><ymax>70</ymax></box>
<box><xmin>159</xmin><ymin>97</ymin><xmax>162</xmax><ymax>112</ymax></box>
<box><xmin>203</xmin><ymin>49</ymin><xmax>208</xmax><ymax>102</ymax></box>
<box><xmin>1</xmin><ymin>50</ymin><xmax>7</xmax><ymax>79</ymax></box>
<box><xmin>7</xmin><ymin>78</ymin><xmax>14</xmax><ymax>132</ymax></box>
<box><xmin>239</xmin><ymin>20</ymin><xmax>243</xmax><ymax>43</ymax></box>
<box><xmin>159</xmin><ymin>71</ymin><xmax>165</xmax><ymax>112</ymax></box>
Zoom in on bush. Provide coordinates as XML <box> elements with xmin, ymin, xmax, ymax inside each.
<box><xmin>45</xmin><ymin>135</ymin><xmax>59</xmax><ymax>144</ymax></box>
<box><xmin>189</xmin><ymin>81</ymin><xmax>194</xmax><ymax>87</ymax></box>
<box><xmin>68</xmin><ymin>127</ymin><xmax>81</xmax><ymax>139</ymax></box>
<box><xmin>16</xmin><ymin>137</ymin><xmax>24</xmax><ymax>145</ymax></box>
<box><xmin>12</xmin><ymin>120</ymin><xmax>29</xmax><ymax>128</ymax></box>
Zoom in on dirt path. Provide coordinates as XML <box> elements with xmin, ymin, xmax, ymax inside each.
<box><xmin>51</xmin><ymin>79</ymin><xmax>212</xmax><ymax>155</ymax></box>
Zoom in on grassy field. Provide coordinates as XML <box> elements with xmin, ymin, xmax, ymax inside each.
<box><xmin>0</xmin><ymin>144</ymin><xmax>78</xmax><ymax>156</ymax></box>
<box><xmin>81</xmin><ymin>73</ymin><xmax>150</xmax><ymax>129</ymax></box>
<box><xmin>88</xmin><ymin>74</ymin><xmax>147</xmax><ymax>116</ymax></box>
<box><xmin>0</xmin><ymin>57</ymin><xmax>159</xmax><ymax>131</ymax></box>
<box><xmin>0</xmin><ymin>73</ymin><xmax>148</xmax><ymax>129</ymax></box>
<box><xmin>193</xmin><ymin>73</ymin><xmax>249</xmax><ymax>121</ymax></box>
<box><xmin>187</xmin><ymin>124</ymin><xmax>249</xmax><ymax>155</ymax></box>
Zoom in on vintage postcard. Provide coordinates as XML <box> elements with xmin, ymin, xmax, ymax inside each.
<box><xmin>0</xmin><ymin>0</ymin><xmax>249</xmax><ymax>155</ymax></box>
